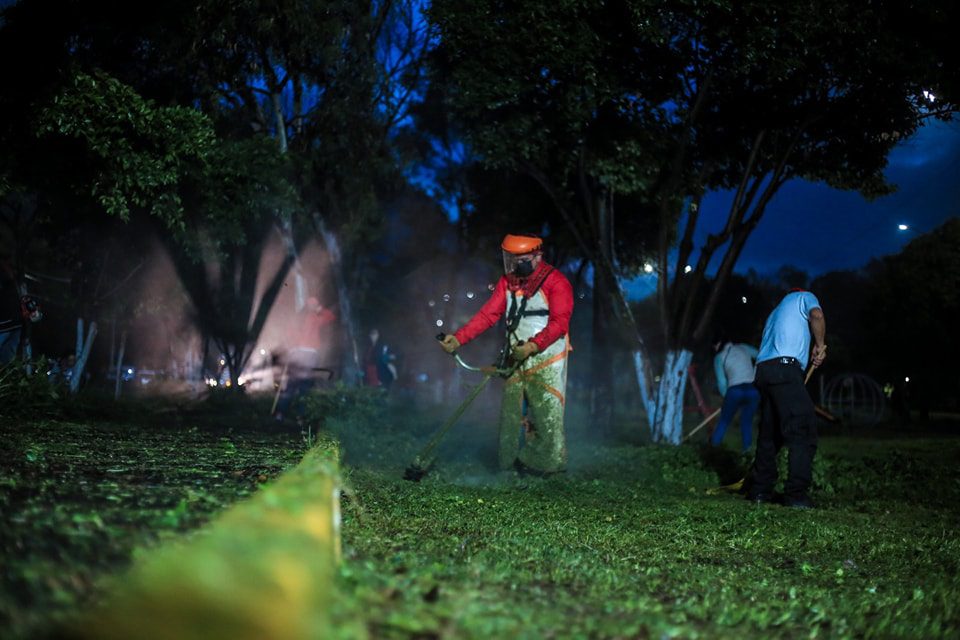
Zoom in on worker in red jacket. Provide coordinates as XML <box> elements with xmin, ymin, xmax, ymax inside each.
<box><xmin>440</xmin><ymin>234</ymin><xmax>574</xmax><ymax>475</ymax></box>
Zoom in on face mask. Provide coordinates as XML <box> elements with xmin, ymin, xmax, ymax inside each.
<box><xmin>515</xmin><ymin>260</ymin><xmax>535</xmax><ymax>278</ymax></box>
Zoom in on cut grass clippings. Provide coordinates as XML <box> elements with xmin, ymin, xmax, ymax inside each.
<box><xmin>330</xmin><ymin>408</ymin><xmax>960</xmax><ymax>639</ymax></box>
<box><xmin>2</xmin><ymin>391</ymin><xmax>959</xmax><ymax>639</ymax></box>
<box><xmin>0</xmin><ymin>413</ymin><xmax>306</xmax><ymax>639</ymax></box>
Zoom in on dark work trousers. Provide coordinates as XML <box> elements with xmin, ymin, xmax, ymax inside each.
<box><xmin>749</xmin><ymin>359</ymin><xmax>818</xmax><ymax>500</ymax></box>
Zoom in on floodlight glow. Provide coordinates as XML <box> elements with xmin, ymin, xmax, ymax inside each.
<box><xmin>898</xmin><ymin>224</ymin><xmax>909</xmax><ymax>231</ymax></box>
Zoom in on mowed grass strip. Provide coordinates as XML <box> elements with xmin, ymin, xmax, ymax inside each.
<box><xmin>333</xmin><ymin>423</ymin><xmax>960</xmax><ymax>639</ymax></box>
<box><xmin>71</xmin><ymin>439</ymin><xmax>342</xmax><ymax>640</ymax></box>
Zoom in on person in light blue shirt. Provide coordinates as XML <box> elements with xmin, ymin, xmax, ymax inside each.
<box><xmin>756</xmin><ymin>290</ymin><xmax>823</xmax><ymax>370</ymax></box>
<box><xmin>747</xmin><ymin>290</ymin><xmax>827</xmax><ymax>509</ymax></box>
<box><xmin>711</xmin><ymin>336</ymin><xmax>760</xmax><ymax>451</ymax></box>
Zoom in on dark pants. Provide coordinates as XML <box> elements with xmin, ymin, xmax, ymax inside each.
<box><xmin>749</xmin><ymin>359</ymin><xmax>818</xmax><ymax>500</ymax></box>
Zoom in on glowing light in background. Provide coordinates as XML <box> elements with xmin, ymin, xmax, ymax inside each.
<box><xmin>898</xmin><ymin>223</ymin><xmax>909</xmax><ymax>231</ymax></box>
<box><xmin>466</xmin><ymin>291</ymin><xmax>475</xmax><ymax>299</ymax></box>
<box><xmin>436</xmin><ymin>319</ymin><xmax>444</xmax><ymax>327</ymax></box>
<box><xmin>905</xmin><ymin>376</ymin><xmax>910</xmax><ymax>382</ymax></box>
<box><xmin>442</xmin><ymin>293</ymin><xmax>451</xmax><ymax>302</ymax></box>
<box><xmin>428</xmin><ymin>300</ymin><xmax>436</xmax><ymax>307</ymax></box>
<box><xmin>683</xmin><ymin>265</ymin><xmax>692</xmax><ymax>273</ymax></box>
<box><xmin>741</xmin><ymin>296</ymin><xmax>748</xmax><ymax>304</ymax></box>
<box><xmin>643</xmin><ymin>263</ymin><xmax>654</xmax><ymax>273</ymax></box>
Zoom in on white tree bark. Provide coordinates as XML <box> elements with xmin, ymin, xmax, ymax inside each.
<box><xmin>632</xmin><ymin>349</ymin><xmax>657</xmax><ymax>421</ymax></box>
<box><xmin>650</xmin><ymin>349</ymin><xmax>693</xmax><ymax>444</ymax></box>
<box><xmin>314</xmin><ymin>213</ymin><xmax>361</xmax><ymax>383</ymax></box>
<box><xmin>70</xmin><ymin>319</ymin><xmax>98</xmax><ymax>394</ymax></box>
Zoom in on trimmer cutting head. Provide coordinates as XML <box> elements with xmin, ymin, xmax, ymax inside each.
<box><xmin>403</xmin><ymin>463</ymin><xmax>428</xmax><ymax>482</ymax></box>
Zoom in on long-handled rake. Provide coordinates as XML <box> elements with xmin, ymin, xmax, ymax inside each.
<box><xmin>709</xmin><ymin>347</ymin><xmax>827</xmax><ymax>494</ymax></box>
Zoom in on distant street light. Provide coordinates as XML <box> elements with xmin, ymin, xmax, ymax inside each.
<box><xmin>898</xmin><ymin>223</ymin><xmax>909</xmax><ymax>231</ymax></box>
<box><xmin>643</xmin><ymin>263</ymin><xmax>654</xmax><ymax>273</ymax></box>
<box><xmin>683</xmin><ymin>265</ymin><xmax>693</xmax><ymax>274</ymax></box>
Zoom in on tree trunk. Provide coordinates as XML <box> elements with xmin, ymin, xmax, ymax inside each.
<box><xmin>70</xmin><ymin>320</ymin><xmax>97</xmax><ymax>394</ymax></box>
<box><xmin>651</xmin><ymin>349</ymin><xmax>693</xmax><ymax>444</ymax></box>
<box><xmin>114</xmin><ymin>330</ymin><xmax>127</xmax><ymax>400</ymax></box>
<box><xmin>590</xmin><ymin>267</ymin><xmax>617</xmax><ymax>437</ymax></box>
<box><xmin>632</xmin><ymin>349</ymin><xmax>657</xmax><ymax>421</ymax></box>
<box><xmin>315</xmin><ymin>214</ymin><xmax>360</xmax><ymax>384</ymax></box>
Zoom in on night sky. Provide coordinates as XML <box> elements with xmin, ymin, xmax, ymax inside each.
<box><xmin>699</xmin><ymin>118</ymin><xmax>960</xmax><ymax>276</ymax></box>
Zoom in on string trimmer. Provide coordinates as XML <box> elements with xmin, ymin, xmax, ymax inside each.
<box><xmin>403</xmin><ymin>334</ymin><xmax>520</xmax><ymax>481</ymax></box>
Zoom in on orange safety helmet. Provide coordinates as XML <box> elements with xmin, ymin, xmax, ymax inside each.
<box><xmin>501</xmin><ymin>234</ymin><xmax>543</xmax><ymax>255</ymax></box>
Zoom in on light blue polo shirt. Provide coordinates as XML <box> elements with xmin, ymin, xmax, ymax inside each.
<box><xmin>757</xmin><ymin>291</ymin><xmax>821</xmax><ymax>370</ymax></box>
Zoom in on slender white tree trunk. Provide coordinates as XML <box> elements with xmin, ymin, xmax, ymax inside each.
<box><xmin>70</xmin><ymin>320</ymin><xmax>97</xmax><ymax>394</ymax></box>
<box><xmin>632</xmin><ymin>350</ymin><xmax>657</xmax><ymax>421</ymax></box>
<box><xmin>651</xmin><ymin>349</ymin><xmax>693</xmax><ymax>444</ymax></box>
<box><xmin>314</xmin><ymin>214</ymin><xmax>360</xmax><ymax>384</ymax></box>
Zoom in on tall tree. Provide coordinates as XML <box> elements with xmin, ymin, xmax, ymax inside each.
<box><xmin>428</xmin><ymin>0</ymin><xmax>958</xmax><ymax>441</ymax></box>
<box><xmin>1</xmin><ymin>0</ymin><xmax>431</xmax><ymax>385</ymax></box>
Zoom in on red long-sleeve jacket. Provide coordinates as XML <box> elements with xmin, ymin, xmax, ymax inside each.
<box><xmin>454</xmin><ymin>264</ymin><xmax>573</xmax><ymax>352</ymax></box>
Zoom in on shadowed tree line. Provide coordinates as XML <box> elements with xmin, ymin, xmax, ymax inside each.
<box><xmin>0</xmin><ymin>0</ymin><xmax>431</xmax><ymax>387</ymax></box>
<box><xmin>1</xmin><ymin>0</ymin><xmax>957</xmax><ymax>430</ymax></box>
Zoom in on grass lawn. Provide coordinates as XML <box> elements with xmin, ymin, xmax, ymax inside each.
<box><xmin>331</xmin><ymin>404</ymin><xmax>960</xmax><ymax>639</ymax></box>
<box><xmin>2</xmin><ymin>393</ymin><xmax>958</xmax><ymax>639</ymax></box>
<box><xmin>0</xmin><ymin>399</ymin><xmax>306</xmax><ymax>639</ymax></box>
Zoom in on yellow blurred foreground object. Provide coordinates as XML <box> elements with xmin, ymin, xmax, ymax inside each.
<box><xmin>72</xmin><ymin>440</ymin><xmax>343</xmax><ymax>640</ymax></box>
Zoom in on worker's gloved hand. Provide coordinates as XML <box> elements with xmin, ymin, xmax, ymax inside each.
<box><xmin>811</xmin><ymin>343</ymin><xmax>827</xmax><ymax>367</ymax></box>
<box><xmin>440</xmin><ymin>334</ymin><xmax>461</xmax><ymax>354</ymax></box>
<box><xmin>512</xmin><ymin>341</ymin><xmax>539</xmax><ymax>362</ymax></box>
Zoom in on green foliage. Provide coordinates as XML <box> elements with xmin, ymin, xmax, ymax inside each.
<box><xmin>35</xmin><ymin>71</ymin><xmax>216</xmax><ymax>227</ymax></box>
<box><xmin>0</xmin><ymin>360</ymin><xmax>61</xmax><ymax>418</ymax></box>
<box><xmin>855</xmin><ymin>219</ymin><xmax>960</xmax><ymax>407</ymax></box>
